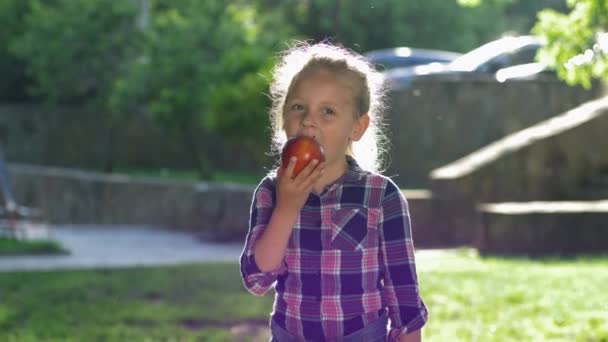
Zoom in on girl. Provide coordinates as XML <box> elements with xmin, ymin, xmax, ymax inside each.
<box><xmin>240</xmin><ymin>41</ymin><xmax>428</xmax><ymax>342</ymax></box>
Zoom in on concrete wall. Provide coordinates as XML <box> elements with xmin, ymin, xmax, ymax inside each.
<box><xmin>6</xmin><ymin>163</ymin><xmax>436</xmax><ymax>244</ymax></box>
<box><xmin>385</xmin><ymin>76</ymin><xmax>600</xmax><ymax>187</ymax></box>
<box><xmin>8</xmin><ymin>163</ymin><xmax>255</xmax><ymax>241</ymax></box>
<box><xmin>429</xmin><ymin>96</ymin><xmax>608</xmax><ymax>246</ymax></box>
<box><xmin>478</xmin><ymin>201</ymin><xmax>608</xmax><ymax>256</ymax></box>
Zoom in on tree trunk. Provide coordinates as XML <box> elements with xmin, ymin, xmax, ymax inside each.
<box><xmin>180</xmin><ymin>119</ymin><xmax>213</xmax><ymax>180</ymax></box>
<box><xmin>102</xmin><ymin>119</ymin><xmax>117</xmax><ymax>173</ymax></box>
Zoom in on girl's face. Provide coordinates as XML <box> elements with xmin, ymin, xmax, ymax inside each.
<box><xmin>283</xmin><ymin>68</ymin><xmax>369</xmax><ymax>168</ymax></box>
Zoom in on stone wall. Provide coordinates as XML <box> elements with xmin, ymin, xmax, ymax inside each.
<box><xmin>8</xmin><ymin>163</ymin><xmax>256</xmax><ymax>241</ymax></box>
<box><xmin>385</xmin><ymin>76</ymin><xmax>600</xmax><ymax>187</ymax></box>
<box><xmin>6</xmin><ymin>163</ymin><xmax>437</xmax><ymax>244</ymax></box>
<box><xmin>429</xmin><ymin>96</ymin><xmax>608</xmax><ymax>246</ymax></box>
<box><xmin>478</xmin><ymin>200</ymin><xmax>608</xmax><ymax>256</ymax></box>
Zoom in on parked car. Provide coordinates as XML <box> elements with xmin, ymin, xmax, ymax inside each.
<box><xmin>383</xmin><ymin>35</ymin><xmax>545</xmax><ymax>90</ymax></box>
<box><xmin>497</xmin><ymin>32</ymin><xmax>608</xmax><ymax>83</ymax></box>
<box><xmin>364</xmin><ymin>47</ymin><xmax>462</xmax><ymax>71</ymax></box>
<box><xmin>495</xmin><ymin>62</ymin><xmax>555</xmax><ymax>82</ymax></box>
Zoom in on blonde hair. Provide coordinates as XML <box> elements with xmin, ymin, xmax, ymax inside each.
<box><xmin>268</xmin><ymin>41</ymin><xmax>388</xmax><ymax>173</ymax></box>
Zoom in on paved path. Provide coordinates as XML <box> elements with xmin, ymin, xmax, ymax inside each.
<box><xmin>0</xmin><ymin>225</ymin><xmax>245</xmax><ymax>272</ymax></box>
<box><xmin>0</xmin><ymin>225</ymin><xmax>460</xmax><ymax>273</ymax></box>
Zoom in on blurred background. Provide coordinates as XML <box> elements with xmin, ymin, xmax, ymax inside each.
<box><xmin>0</xmin><ymin>0</ymin><xmax>571</xmax><ymax>181</ymax></box>
<box><xmin>1</xmin><ymin>0</ymin><xmax>607</xmax><ymax>341</ymax></box>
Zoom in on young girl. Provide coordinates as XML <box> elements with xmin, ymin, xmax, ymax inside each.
<box><xmin>240</xmin><ymin>41</ymin><xmax>428</xmax><ymax>342</ymax></box>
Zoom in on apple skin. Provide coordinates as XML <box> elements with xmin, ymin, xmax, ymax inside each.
<box><xmin>281</xmin><ymin>136</ymin><xmax>325</xmax><ymax>177</ymax></box>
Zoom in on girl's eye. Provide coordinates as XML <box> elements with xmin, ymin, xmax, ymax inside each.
<box><xmin>322</xmin><ymin>107</ymin><xmax>335</xmax><ymax>115</ymax></box>
<box><xmin>291</xmin><ymin>103</ymin><xmax>304</xmax><ymax>111</ymax></box>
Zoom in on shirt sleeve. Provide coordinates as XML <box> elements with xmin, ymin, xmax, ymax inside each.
<box><xmin>239</xmin><ymin>176</ymin><xmax>287</xmax><ymax>296</ymax></box>
<box><xmin>378</xmin><ymin>178</ymin><xmax>428</xmax><ymax>339</ymax></box>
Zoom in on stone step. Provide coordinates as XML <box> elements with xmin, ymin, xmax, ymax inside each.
<box><xmin>477</xmin><ymin>200</ymin><xmax>608</xmax><ymax>256</ymax></box>
<box><xmin>587</xmin><ymin>173</ymin><xmax>608</xmax><ymax>186</ymax></box>
<box><xmin>574</xmin><ymin>173</ymin><xmax>608</xmax><ymax>200</ymax></box>
<box><xmin>574</xmin><ymin>186</ymin><xmax>608</xmax><ymax>200</ymax></box>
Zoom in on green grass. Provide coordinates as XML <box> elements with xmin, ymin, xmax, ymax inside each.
<box><xmin>0</xmin><ymin>238</ymin><xmax>68</xmax><ymax>256</ymax></box>
<box><xmin>0</xmin><ymin>250</ymin><xmax>606</xmax><ymax>341</ymax></box>
<box><xmin>416</xmin><ymin>249</ymin><xmax>608</xmax><ymax>341</ymax></box>
<box><xmin>0</xmin><ymin>263</ymin><xmax>272</xmax><ymax>342</ymax></box>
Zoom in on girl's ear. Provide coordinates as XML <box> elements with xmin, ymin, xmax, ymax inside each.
<box><xmin>350</xmin><ymin>113</ymin><xmax>370</xmax><ymax>142</ymax></box>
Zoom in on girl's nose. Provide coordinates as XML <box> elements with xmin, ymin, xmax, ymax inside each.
<box><xmin>300</xmin><ymin>111</ymin><xmax>315</xmax><ymax>127</ymax></box>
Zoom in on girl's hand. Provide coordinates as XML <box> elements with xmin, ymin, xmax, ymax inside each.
<box><xmin>276</xmin><ymin>157</ymin><xmax>324</xmax><ymax>214</ymax></box>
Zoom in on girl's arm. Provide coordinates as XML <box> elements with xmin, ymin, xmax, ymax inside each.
<box><xmin>379</xmin><ymin>178</ymin><xmax>428</xmax><ymax>340</ymax></box>
<box><xmin>240</xmin><ymin>177</ymin><xmax>285</xmax><ymax>295</ymax></box>
<box><xmin>253</xmin><ymin>204</ymin><xmax>299</xmax><ymax>272</ymax></box>
<box><xmin>399</xmin><ymin>329</ymin><xmax>421</xmax><ymax>342</ymax></box>
<box><xmin>240</xmin><ymin>158</ymin><xmax>324</xmax><ymax>294</ymax></box>
<box><xmin>254</xmin><ymin>157</ymin><xmax>324</xmax><ymax>271</ymax></box>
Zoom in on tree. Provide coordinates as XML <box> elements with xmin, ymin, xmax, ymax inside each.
<box><xmin>460</xmin><ymin>0</ymin><xmax>569</xmax><ymax>35</ymax></box>
<box><xmin>12</xmin><ymin>0</ymin><xmax>289</xmax><ymax>178</ymax></box>
<box><xmin>0</xmin><ymin>0</ymin><xmax>33</xmax><ymax>101</ymax></box>
<box><xmin>252</xmin><ymin>0</ymin><xmax>547</xmax><ymax>54</ymax></box>
<box><xmin>533</xmin><ymin>0</ymin><xmax>608</xmax><ymax>88</ymax></box>
<box><xmin>12</xmin><ymin>0</ymin><xmax>143</xmax><ymax>107</ymax></box>
<box><xmin>11</xmin><ymin>0</ymin><xmax>144</xmax><ymax>171</ymax></box>
<box><xmin>111</xmin><ymin>1</ymin><xmax>290</xmax><ymax>178</ymax></box>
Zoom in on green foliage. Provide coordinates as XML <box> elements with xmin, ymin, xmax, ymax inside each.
<box><xmin>0</xmin><ymin>0</ymin><xmax>32</xmax><ymax>101</ymax></box>
<box><xmin>254</xmin><ymin>0</ymin><xmax>513</xmax><ymax>53</ymax></box>
<box><xmin>533</xmin><ymin>0</ymin><xmax>608</xmax><ymax>88</ymax></box>
<box><xmin>11</xmin><ymin>0</ymin><xmax>288</xmax><ymax>178</ymax></box>
<box><xmin>459</xmin><ymin>0</ymin><xmax>568</xmax><ymax>33</ymax></box>
<box><xmin>110</xmin><ymin>1</ymin><xmax>289</xmax><ymax>177</ymax></box>
<box><xmin>11</xmin><ymin>0</ymin><xmax>143</xmax><ymax>109</ymax></box>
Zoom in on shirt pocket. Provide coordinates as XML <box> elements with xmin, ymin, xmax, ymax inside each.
<box><xmin>330</xmin><ymin>207</ymin><xmax>373</xmax><ymax>252</ymax></box>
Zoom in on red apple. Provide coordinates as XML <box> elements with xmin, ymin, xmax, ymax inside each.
<box><xmin>281</xmin><ymin>136</ymin><xmax>325</xmax><ymax>177</ymax></box>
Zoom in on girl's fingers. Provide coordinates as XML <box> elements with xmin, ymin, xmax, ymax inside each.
<box><xmin>294</xmin><ymin>159</ymin><xmax>319</xmax><ymax>183</ymax></box>
<box><xmin>300</xmin><ymin>161</ymin><xmax>325</xmax><ymax>190</ymax></box>
<box><xmin>310</xmin><ymin>162</ymin><xmax>325</xmax><ymax>184</ymax></box>
<box><xmin>277</xmin><ymin>166</ymin><xmax>284</xmax><ymax>178</ymax></box>
<box><xmin>283</xmin><ymin>157</ymin><xmax>297</xmax><ymax>180</ymax></box>
<box><xmin>293</xmin><ymin>159</ymin><xmax>319</xmax><ymax>184</ymax></box>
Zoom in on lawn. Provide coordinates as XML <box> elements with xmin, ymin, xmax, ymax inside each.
<box><xmin>0</xmin><ymin>238</ymin><xmax>67</xmax><ymax>256</ymax></box>
<box><xmin>0</xmin><ymin>249</ymin><xmax>606</xmax><ymax>341</ymax></box>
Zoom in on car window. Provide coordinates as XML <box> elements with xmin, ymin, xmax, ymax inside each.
<box><xmin>476</xmin><ymin>45</ymin><xmax>540</xmax><ymax>73</ymax></box>
<box><xmin>450</xmin><ymin>36</ymin><xmax>541</xmax><ymax>72</ymax></box>
<box><xmin>508</xmin><ymin>46</ymin><xmax>539</xmax><ymax>66</ymax></box>
<box><xmin>372</xmin><ymin>56</ymin><xmax>447</xmax><ymax>71</ymax></box>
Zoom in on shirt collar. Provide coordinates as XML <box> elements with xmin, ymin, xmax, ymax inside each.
<box><xmin>343</xmin><ymin>155</ymin><xmax>365</xmax><ymax>183</ymax></box>
<box><xmin>320</xmin><ymin>155</ymin><xmax>366</xmax><ymax>195</ymax></box>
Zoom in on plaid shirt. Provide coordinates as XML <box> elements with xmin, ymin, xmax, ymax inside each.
<box><xmin>240</xmin><ymin>158</ymin><xmax>428</xmax><ymax>341</ymax></box>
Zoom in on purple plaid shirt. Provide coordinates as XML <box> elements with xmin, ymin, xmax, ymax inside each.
<box><xmin>240</xmin><ymin>158</ymin><xmax>428</xmax><ymax>341</ymax></box>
